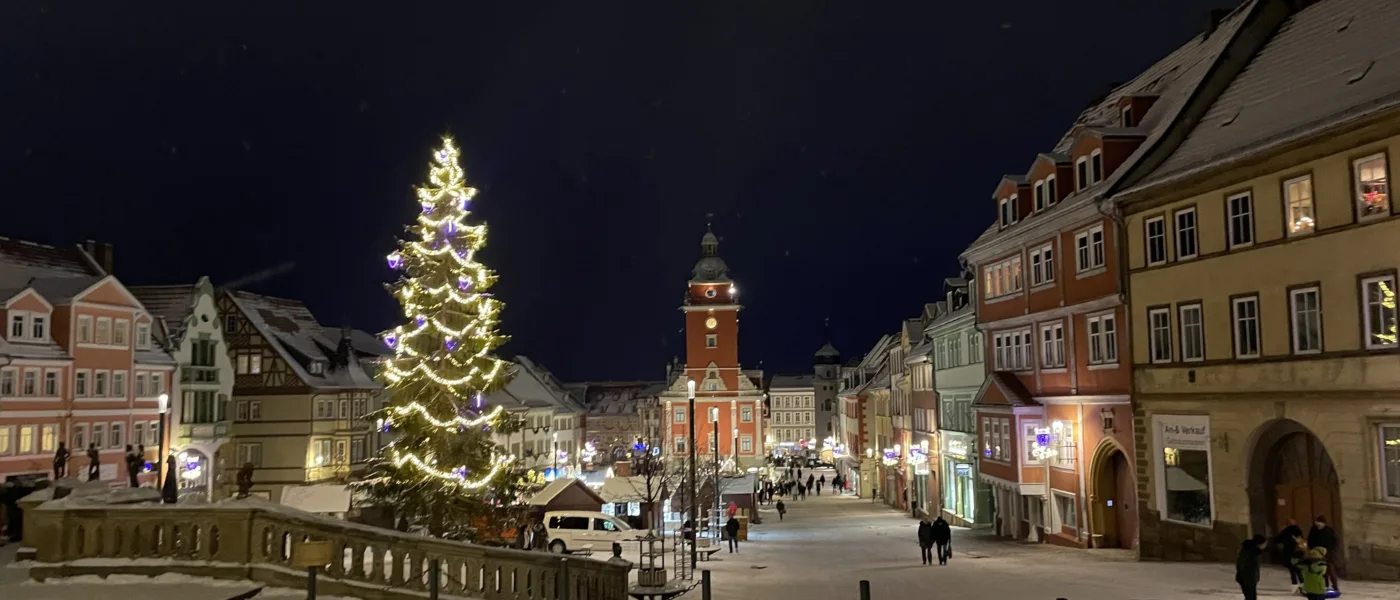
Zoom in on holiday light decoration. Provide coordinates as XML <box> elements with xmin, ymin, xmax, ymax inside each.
<box><xmin>1378</xmin><ymin>281</ymin><xmax>1397</xmax><ymax>345</ymax></box>
<box><xmin>353</xmin><ymin>137</ymin><xmax>535</xmax><ymax>540</ymax></box>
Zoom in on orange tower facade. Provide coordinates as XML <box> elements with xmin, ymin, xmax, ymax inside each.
<box><xmin>661</xmin><ymin>226</ymin><xmax>764</xmax><ymax>470</ymax></box>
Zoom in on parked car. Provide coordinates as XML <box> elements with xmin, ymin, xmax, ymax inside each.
<box><xmin>543</xmin><ymin>511</ymin><xmax>644</xmax><ymax>554</ymax></box>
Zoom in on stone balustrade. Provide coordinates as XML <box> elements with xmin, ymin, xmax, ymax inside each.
<box><xmin>21</xmin><ymin>491</ymin><xmax>629</xmax><ymax>600</ymax></box>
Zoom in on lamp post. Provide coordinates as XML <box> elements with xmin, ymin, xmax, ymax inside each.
<box><xmin>686</xmin><ymin>379</ymin><xmax>698</xmax><ymax>570</ymax></box>
<box><xmin>157</xmin><ymin>393</ymin><xmax>170</xmax><ymax>483</ymax></box>
<box><xmin>710</xmin><ymin>406</ymin><xmax>720</xmax><ymax>530</ymax></box>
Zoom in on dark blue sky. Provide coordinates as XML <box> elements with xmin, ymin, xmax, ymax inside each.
<box><xmin>1</xmin><ymin>1</ymin><xmax>1229</xmax><ymax>381</ymax></box>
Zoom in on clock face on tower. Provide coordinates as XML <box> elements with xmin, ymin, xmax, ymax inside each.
<box><xmin>705</xmin><ymin>317</ymin><xmax>718</xmax><ymax>330</ymax></box>
<box><xmin>705</xmin><ymin>288</ymin><xmax>718</xmax><ymax>298</ymax></box>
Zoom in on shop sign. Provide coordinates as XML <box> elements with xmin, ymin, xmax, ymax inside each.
<box><xmin>907</xmin><ymin>448</ymin><xmax>928</xmax><ymax>465</ymax></box>
<box><xmin>881</xmin><ymin>448</ymin><xmax>899</xmax><ymax>466</ymax></box>
<box><xmin>954</xmin><ymin>463</ymin><xmax>972</xmax><ymax>477</ymax></box>
<box><xmin>946</xmin><ymin>439</ymin><xmax>969</xmax><ymax>459</ymax></box>
<box><xmin>1031</xmin><ymin>427</ymin><xmax>1058</xmax><ymax>460</ymax></box>
<box><xmin>913</xmin><ymin>461</ymin><xmax>930</xmax><ymax>475</ymax></box>
<box><xmin>1159</xmin><ymin>416</ymin><xmax>1210</xmax><ymax>451</ymax></box>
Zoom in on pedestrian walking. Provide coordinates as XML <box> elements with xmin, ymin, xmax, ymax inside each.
<box><xmin>1295</xmin><ymin>548</ymin><xmax>1329</xmax><ymax>600</ymax></box>
<box><xmin>818</xmin><ymin>474</ymin><xmax>826</xmax><ymax>493</ymax></box>
<box><xmin>932</xmin><ymin>515</ymin><xmax>952</xmax><ymax>564</ymax></box>
<box><xmin>1235</xmin><ymin>534</ymin><xmax>1266</xmax><ymax>600</ymax></box>
<box><xmin>725</xmin><ymin>515</ymin><xmax>741</xmax><ymax>553</ymax></box>
<box><xmin>776</xmin><ymin>500</ymin><xmax>786</xmax><ymax>521</ymax></box>
<box><xmin>806</xmin><ymin>474</ymin><xmax>814</xmax><ymax>491</ymax></box>
<box><xmin>1307</xmin><ymin>516</ymin><xmax>1340</xmax><ymax>592</ymax></box>
<box><xmin>798</xmin><ymin>483</ymin><xmax>806</xmax><ymax>500</ymax></box>
<box><xmin>52</xmin><ymin>442</ymin><xmax>70</xmax><ymax>480</ymax></box>
<box><xmin>797</xmin><ymin>469</ymin><xmax>803</xmax><ymax>482</ymax></box>
<box><xmin>917</xmin><ymin>519</ymin><xmax>935</xmax><ymax>565</ymax></box>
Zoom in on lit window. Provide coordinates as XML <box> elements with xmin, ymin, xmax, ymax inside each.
<box><xmin>1354</xmin><ymin>153</ymin><xmax>1390</xmax><ymax>221</ymax></box>
<box><xmin>1381</xmin><ymin>424</ymin><xmax>1400</xmax><ymax>502</ymax></box>
<box><xmin>1362</xmin><ymin>276</ymin><xmax>1398</xmax><ymax>349</ymax></box>
<box><xmin>1284</xmin><ymin>175</ymin><xmax>1316</xmax><ymax>235</ymax></box>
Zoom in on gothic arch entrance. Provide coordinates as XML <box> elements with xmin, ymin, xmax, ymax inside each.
<box><xmin>1247</xmin><ymin>420</ymin><xmax>1343</xmax><ymax>565</ymax></box>
<box><xmin>1088</xmin><ymin>439</ymin><xmax>1136</xmax><ymax>549</ymax></box>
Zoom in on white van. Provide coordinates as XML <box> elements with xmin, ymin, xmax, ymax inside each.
<box><xmin>543</xmin><ymin>511</ymin><xmax>642</xmax><ymax>554</ymax></box>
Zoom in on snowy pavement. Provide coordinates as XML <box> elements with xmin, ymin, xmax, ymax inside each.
<box><xmin>693</xmin><ymin>473</ymin><xmax>1398</xmax><ymax>600</ymax></box>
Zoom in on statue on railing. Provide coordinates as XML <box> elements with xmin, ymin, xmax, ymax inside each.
<box><xmin>53</xmin><ymin>442</ymin><xmax>70</xmax><ymax>479</ymax></box>
<box><xmin>236</xmin><ymin>462</ymin><xmax>255</xmax><ymax>498</ymax></box>
<box><xmin>86</xmin><ymin>443</ymin><xmax>100</xmax><ymax>481</ymax></box>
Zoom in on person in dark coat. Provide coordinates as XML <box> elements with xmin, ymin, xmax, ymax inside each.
<box><xmin>86</xmin><ymin>443</ymin><xmax>100</xmax><ymax>481</ymax></box>
<box><xmin>917</xmin><ymin>519</ymin><xmax>935</xmax><ymax>565</ymax></box>
<box><xmin>932</xmin><ymin>516</ymin><xmax>952</xmax><ymax>564</ymax></box>
<box><xmin>1235</xmin><ymin>534</ymin><xmax>1266</xmax><ymax>600</ymax></box>
<box><xmin>775</xmin><ymin>500</ymin><xmax>786</xmax><ymax>521</ymax></box>
<box><xmin>124</xmin><ymin>444</ymin><xmax>140</xmax><ymax>487</ymax></box>
<box><xmin>724</xmin><ymin>516</ymin><xmax>740</xmax><ymax>553</ymax></box>
<box><xmin>1274</xmin><ymin>518</ymin><xmax>1305</xmax><ymax>589</ymax></box>
<box><xmin>1306</xmin><ymin>516</ymin><xmax>1339</xmax><ymax>591</ymax></box>
<box><xmin>806</xmin><ymin>474</ymin><xmax>815</xmax><ymax>491</ymax></box>
<box><xmin>52</xmin><ymin>442</ymin><xmax>70</xmax><ymax>479</ymax></box>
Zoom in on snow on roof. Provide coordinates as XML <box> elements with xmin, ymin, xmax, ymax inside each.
<box><xmin>575</xmin><ymin>381</ymin><xmax>665</xmax><ymax>416</ymax></box>
<box><xmin>279</xmin><ymin>484</ymin><xmax>351</xmax><ymax>514</ymax></box>
<box><xmin>226</xmin><ymin>290</ymin><xmax>385</xmax><ymax>390</ymax></box>
<box><xmin>814</xmin><ymin>343</ymin><xmax>840</xmax><ymax>358</ymax></box>
<box><xmin>769</xmin><ymin>374</ymin><xmax>815</xmax><ymax>390</ymax></box>
<box><xmin>598</xmin><ymin>476</ymin><xmax>654</xmax><ymax>503</ymax></box>
<box><xmin>0</xmin><ymin>237</ymin><xmax>101</xmax><ymax>289</ymax></box>
<box><xmin>1131</xmin><ymin>0</ymin><xmax>1400</xmax><ymax>191</ymax></box>
<box><xmin>528</xmin><ymin>477</ymin><xmax>606</xmax><ymax>507</ymax></box>
<box><xmin>130</xmin><ymin>284</ymin><xmax>198</xmax><ymax>343</ymax></box>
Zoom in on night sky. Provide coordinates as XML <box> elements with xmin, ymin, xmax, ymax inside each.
<box><xmin>1</xmin><ymin>1</ymin><xmax>1228</xmax><ymax>381</ymax></box>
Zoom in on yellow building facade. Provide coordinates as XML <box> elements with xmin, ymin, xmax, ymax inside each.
<box><xmin>1123</xmin><ymin>113</ymin><xmax>1400</xmax><ymax>578</ymax></box>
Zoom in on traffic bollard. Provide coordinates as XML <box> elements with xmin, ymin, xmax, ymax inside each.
<box><xmin>702</xmin><ymin>570</ymin><xmax>712</xmax><ymax>600</ymax></box>
<box><xmin>859</xmin><ymin>579</ymin><xmax>871</xmax><ymax>600</ymax></box>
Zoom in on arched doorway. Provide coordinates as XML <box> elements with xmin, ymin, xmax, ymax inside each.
<box><xmin>1247</xmin><ymin>420</ymin><xmax>1343</xmax><ymax>568</ymax></box>
<box><xmin>1090</xmin><ymin>440</ymin><xmax>1136</xmax><ymax>549</ymax></box>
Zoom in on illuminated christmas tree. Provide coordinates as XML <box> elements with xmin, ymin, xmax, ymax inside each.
<box><xmin>1379</xmin><ymin>281</ymin><xmax>1397</xmax><ymax>345</ymax></box>
<box><xmin>355</xmin><ymin>137</ymin><xmax>530</xmax><ymax>540</ymax></box>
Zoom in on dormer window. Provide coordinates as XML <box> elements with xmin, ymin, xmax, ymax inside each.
<box><xmin>136</xmin><ymin>323</ymin><xmax>151</xmax><ymax>349</ymax></box>
<box><xmin>1046</xmin><ymin>175</ymin><xmax>1058</xmax><ymax>207</ymax></box>
<box><xmin>1090</xmin><ymin>150</ymin><xmax>1104</xmax><ymax>184</ymax></box>
<box><xmin>1076</xmin><ymin>158</ymin><xmax>1089</xmax><ymax>191</ymax></box>
<box><xmin>1034</xmin><ymin>180</ymin><xmax>1047</xmax><ymax>213</ymax></box>
<box><xmin>1122</xmin><ymin>106</ymin><xmax>1135</xmax><ymax>127</ymax></box>
<box><xmin>998</xmin><ymin>196</ymin><xmax>1019</xmax><ymax>228</ymax></box>
<box><xmin>309</xmin><ymin>361</ymin><xmax>325</xmax><ymax>375</ymax></box>
<box><xmin>7</xmin><ymin>312</ymin><xmax>47</xmax><ymax>342</ymax></box>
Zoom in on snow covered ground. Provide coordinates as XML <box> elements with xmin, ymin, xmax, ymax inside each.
<box><xmin>691</xmin><ymin>476</ymin><xmax>1398</xmax><ymax>600</ymax></box>
<box><xmin>6</xmin><ymin>475</ymin><xmax>1398</xmax><ymax>599</ymax></box>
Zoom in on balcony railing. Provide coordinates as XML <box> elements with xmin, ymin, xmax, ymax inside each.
<box><xmin>181</xmin><ymin>366</ymin><xmax>220</xmax><ymax>384</ymax></box>
<box><xmin>20</xmin><ymin>490</ymin><xmax>629</xmax><ymax>600</ymax></box>
<box><xmin>179</xmin><ymin>422</ymin><xmax>231</xmax><ymax>440</ymax></box>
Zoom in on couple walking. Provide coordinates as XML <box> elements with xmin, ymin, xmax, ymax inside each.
<box><xmin>917</xmin><ymin>516</ymin><xmax>952</xmax><ymax>565</ymax></box>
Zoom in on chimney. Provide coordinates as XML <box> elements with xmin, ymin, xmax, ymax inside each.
<box><xmin>335</xmin><ymin>326</ymin><xmax>355</xmax><ymax>366</ymax></box>
<box><xmin>1204</xmin><ymin>8</ymin><xmax>1230</xmax><ymax>38</ymax></box>
<box><xmin>81</xmin><ymin>240</ymin><xmax>115</xmax><ymax>275</ymax></box>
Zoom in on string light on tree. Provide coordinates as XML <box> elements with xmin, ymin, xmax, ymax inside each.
<box><xmin>353</xmin><ymin>136</ymin><xmax>536</xmax><ymax>540</ymax></box>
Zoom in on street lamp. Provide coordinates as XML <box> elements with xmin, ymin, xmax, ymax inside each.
<box><xmin>686</xmin><ymin>379</ymin><xmax>698</xmax><ymax>570</ymax></box>
<box><xmin>157</xmin><ymin>393</ymin><xmax>170</xmax><ymax>484</ymax></box>
<box><xmin>710</xmin><ymin>406</ymin><xmax>720</xmax><ymax>531</ymax></box>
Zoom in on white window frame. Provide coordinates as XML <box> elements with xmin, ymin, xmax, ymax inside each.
<box><xmin>43</xmin><ymin>370</ymin><xmax>58</xmax><ymax>397</ymax></box>
<box><xmin>136</xmin><ymin>323</ymin><xmax>151</xmax><ymax>349</ymax></box>
<box><xmin>0</xmin><ymin>369</ymin><xmax>13</xmax><ymax>396</ymax></box>
<box><xmin>31</xmin><ymin>314</ymin><xmax>46</xmax><ymax>340</ymax></box>
<box><xmin>1075</xmin><ymin>157</ymin><xmax>1089</xmax><ymax>191</ymax></box>
<box><xmin>109</xmin><ymin>421</ymin><xmax>124</xmax><ymax>449</ymax></box>
<box><xmin>672</xmin><ymin>406</ymin><xmax>687</xmax><ymax>424</ymax></box>
<box><xmin>1040</xmin><ymin>322</ymin><xmax>1065</xmax><ymax>369</ymax></box>
<box><xmin>95</xmin><ymin>317</ymin><xmax>112</xmax><ymax>345</ymax></box>
<box><xmin>1074</xmin><ymin>225</ymin><xmax>1106</xmax><ymax>273</ymax></box>
<box><xmin>740</xmin><ymin>405</ymin><xmax>753</xmax><ymax>422</ymax></box>
<box><xmin>77</xmin><ymin>315</ymin><xmax>93</xmax><ymax>343</ymax></box>
<box><xmin>147</xmin><ymin>420</ymin><xmax>159</xmax><ymax>445</ymax></box>
<box><xmin>0</xmin><ymin>425</ymin><xmax>12</xmax><ymax>456</ymax></box>
<box><xmin>41</xmin><ymin>423</ymin><xmax>56</xmax><ymax>453</ymax></box>
<box><xmin>1022</xmin><ymin>420</ymin><xmax>1044</xmax><ymax>466</ymax></box>
<box><xmin>72</xmin><ymin>423</ymin><xmax>88</xmax><ymax>451</ymax></box>
<box><xmin>19</xmin><ymin>425</ymin><xmax>35</xmax><ymax>454</ymax></box>
<box><xmin>8</xmin><ymin>312</ymin><xmax>25</xmax><ymax>340</ymax></box>
<box><xmin>1030</xmin><ymin>243</ymin><xmax>1055</xmax><ymax>287</ymax></box>
<box><xmin>237</xmin><ymin>442</ymin><xmax>263</xmax><ymax>467</ymax></box>
<box><xmin>1148</xmin><ymin>308</ymin><xmax>1172</xmax><ymax>364</ymax></box>
<box><xmin>1231</xmin><ymin>296</ymin><xmax>1262</xmax><ymax>359</ymax></box>
<box><xmin>1086</xmin><ymin>313</ymin><xmax>1118</xmax><ymax>366</ymax></box>
<box><xmin>982</xmin><ymin>255</ymin><xmax>1023</xmax><ymax>299</ymax></box>
<box><xmin>1045</xmin><ymin>175</ymin><xmax>1057</xmax><ymax>207</ymax></box>
<box><xmin>250</xmin><ymin>400</ymin><xmax>262</xmax><ymax>420</ymax></box>
<box><xmin>673</xmin><ymin>436</ymin><xmax>687</xmax><ymax>454</ymax></box>
<box><xmin>112</xmin><ymin>370</ymin><xmax>127</xmax><ymax>398</ymax></box>
<box><xmin>1121</xmin><ymin>105</ymin><xmax>1134</xmax><ymax>127</ymax></box>
<box><xmin>1353</xmin><ymin>152</ymin><xmax>1390</xmax><ymax>223</ymax></box>
<box><xmin>705</xmin><ymin>334</ymin><xmax>717</xmax><ymax>348</ymax></box>
<box><xmin>1380</xmin><ymin>423</ymin><xmax>1400</xmax><ymax>503</ymax></box>
<box><xmin>1145</xmin><ymin>215</ymin><xmax>1167</xmax><ymax>266</ymax></box>
<box><xmin>1283</xmin><ymin>174</ymin><xmax>1316</xmax><ymax>236</ymax></box>
<box><xmin>1053</xmin><ymin>489</ymin><xmax>1079</xmax><ymax>534</ymax></box>
<box><xmin>135</xmin><ymin>373</ymin><xmax>147</xmax><ymax>398</ymax></box>
<box><xmin>75</xmin><ymin>370</ymin><xmax>89</xmax><ymax>397</ymax></box>
<box><xmin>1179</xmin><ymin>303</ymin><xmax>1205</xmax><ymax>363</ymax></box>
<box><xmin>1034</xmin><ymin>179</ymin><xmax>1047</xmax><ymax>212</ymax></box>
<box><xmin>1090</xmin><ymin>149</ymin><xmax>1103</xmax><ymax>184</ymax></box>
<box><xmin>1174</xmin><ymin>207</ymin><xmax>1198</xmax><ymax>260</ymax></box>
<box><xmin>1227</xmin><ymin>191</ymin><xmax>1255</xmax><ymax>249</ymax></box>
<box><xmin>94</xmin><ymin>371</ymin><xmax>109</xmax><ymax>397</ymax></box>
<box><xmin>113</xmin><ymin>318</ymin><xmax>130</xmax><ymax>347</ymax></box>
<box><xmin>1289</xmin><ymin>286</ymin><xmax>1322</xmax><ymax>355</ymax></box>
<box><xmin>1362</xmin><ymin>275</ymin><xmax>1398</xmax><ymax>350</ymax></box>
<box><xmin>22</xmin><ymin>369</ymin><xmax>37</xmax><ymax>396</ymax></box>
<box><xmin>740</xmin><ymin>435</ymin><xmax>753</xmax><ymax>453</ymax></box>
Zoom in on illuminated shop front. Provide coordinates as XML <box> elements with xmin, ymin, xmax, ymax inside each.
<box><xmin>941</xmin><ymin>431</ymin><xmax>988</xmax><ymax>527</ymax></box>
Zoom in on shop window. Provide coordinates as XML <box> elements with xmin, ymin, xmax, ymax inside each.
<box><xmin>1156</xmin><ymin>415</ymin><xmax>1212</xmax><ymax>526</ymax></box>
<box><xmin>1053</xmin><ymin>491</ymin><xmax>1078</xmax><ymax>534</ymax></box>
